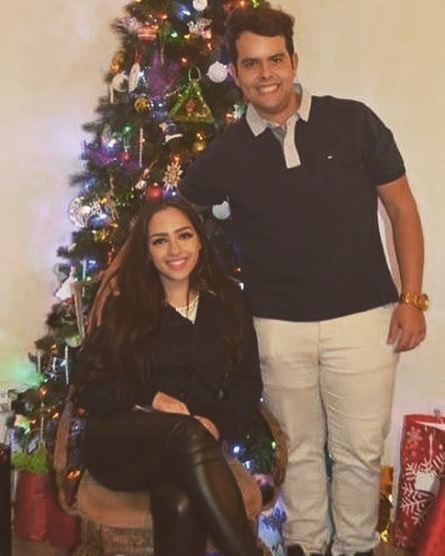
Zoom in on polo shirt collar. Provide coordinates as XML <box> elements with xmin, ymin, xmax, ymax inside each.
<box><xmin>245</xmin><ymin>83</ymin><xmax>312</xmax><ymax>137</ymax></box>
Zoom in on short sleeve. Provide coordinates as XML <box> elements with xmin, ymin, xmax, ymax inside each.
<box><xmin>358</xmin><ymin>102</ymin><xmax>406</xmax><ymax>186</ymax></box>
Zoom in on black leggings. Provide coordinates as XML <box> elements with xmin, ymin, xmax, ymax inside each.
<box><xmin>85</xmin><ymin>410</ymin><xmax>260</xmax><ymax>556</ymax></box>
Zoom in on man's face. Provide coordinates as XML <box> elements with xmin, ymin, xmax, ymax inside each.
<box><xmin>230</xmin><ymin>32</ymin><xmax>298</xmax><ymax>124</ymax></box>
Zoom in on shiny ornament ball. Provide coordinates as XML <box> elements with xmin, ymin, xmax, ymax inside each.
<box><xmin>65</xmin><ymin>334</ymin><xmax>82</xmax><ymax>348</ymax></box>
<box><xmin>193</xmin><ymin>0</ymin><xmax>208</xmax><ymax>11</ymax></box>
<box><xmin>68</xmin><ymin>197</ymin><xmax>91</xmax><ymax>228</ymax></box>
<box><xmin>145</xmin><ymin>185</ymin><xmax>163</xmax><ymax>200</ymax></box>
<box><xmin>192</xmin><ymin>138</ymin><xmax>207</xmax><ymax>155</ymax></box>
<box><xmin>207</xmin><ymin>61</ymin><xmax>228</xmax><ymax>83</ymax></box>
<box><xmin>134</xmin><ymin>96</ymin><xmax>151</xmax><ymax>113</ymax></box>
<box><xmin>212</xmin><ymin>200</ymin><xmax>231</xmax><ymax>220</ymax></box>
<box><xmin>110</xmin><ymin>51</ymin><xmax>125</xmax><ymax>75</ymax></box>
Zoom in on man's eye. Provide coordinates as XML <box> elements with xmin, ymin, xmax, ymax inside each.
<box><xmin>242</xmin><ymin>60</ymin><xmax>256</xmax><ymax>68</ymax></box>
<box><xmin>271</xmin><ymin>56</ymin><xmax>283</xmax><ymax>64</ymax></box>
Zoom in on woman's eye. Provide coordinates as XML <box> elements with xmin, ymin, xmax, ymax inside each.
<box><xmin>152</xmin><ymin>238</ymin><xmax>166</xmax><ymax>246</ymax></box>
<box><xmin>179</xmin><ymin>232</ymin><xmax>194</xmax><ymax>240</ymax></box>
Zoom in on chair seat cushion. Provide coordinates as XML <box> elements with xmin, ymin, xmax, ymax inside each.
<box><xmin>76</xmin><ymin>459</ymin><xmax>262</xmax><ymax>530</ymax></box>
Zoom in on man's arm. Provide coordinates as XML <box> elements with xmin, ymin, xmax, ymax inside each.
<box><xmin>377</xmin><ymin>175</ymin><xmax>426</xmax><ymax>351</ymax></box>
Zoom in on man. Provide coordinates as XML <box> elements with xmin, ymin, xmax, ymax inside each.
<box><xmin>180</xmin><ymin>4</ymin><xmax>428</xmax><ymax>556</ymax></box>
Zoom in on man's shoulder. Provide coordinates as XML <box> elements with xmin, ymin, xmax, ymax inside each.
<box><xmin>312</xmin><ymin>94</ymin><xmax>369</xmax><ymax>112</ymax></box>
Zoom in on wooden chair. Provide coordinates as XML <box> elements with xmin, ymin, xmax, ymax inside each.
<box><xmin>53</xmin><ymin>400</ymin><xmax>287</xmax><ymax>556</ymax></box>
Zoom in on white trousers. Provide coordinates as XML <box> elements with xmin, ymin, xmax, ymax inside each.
<box><xmin>254</xmin><ymin>305</ymin><xmax>398</xmax><ymax>556</ymax></box>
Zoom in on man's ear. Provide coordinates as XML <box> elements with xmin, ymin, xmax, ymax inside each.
<box><xmin>229</xmin><ymin>63</ymin><xmax>239</xmax><ymax>86</ymax></box>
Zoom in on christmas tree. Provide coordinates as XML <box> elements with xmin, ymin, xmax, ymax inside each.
<box><xmin>10</xmin><ymin>0</ymin><xmax>286</xmax><ymax>552</ymax></box>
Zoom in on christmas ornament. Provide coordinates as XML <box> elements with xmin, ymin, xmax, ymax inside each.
<box><xmin>134</xmin><ymin>168</ymin><xmax>150</xmax><ymax>191</ymax></box>
<box><xmin>111</xmin><ymin>72</ymin><xmax>128</xmax><ymax>93</ymax></box>
<box><xmin>192</xmin><ymin>131</ymin><xmax>207</xmax><ymax>154</ymax></box>
<box><xmin>100</xmin><ymin>124</ymin><xmax>113</xmax><ymax>147</ymax></box>
<box><xmin>159</xmin><ymin>120</ymin><xmax>183</xmax><ymax>143</ymax></box>
<box><xmin>163</xmin><ymin>158</ymin><xmax>183</xmax><ymax>191</ymax></box>
<box><xmin>137</xmin><ymin>23</ymin><xmax>158</xmax><ymax>42</ymax></box>
<box><xmin>193</xmin><ymin>0</ymin><xmax>208</xmax><ymax>11</ymax></box>
<box><xmin>187</xmin><ymin>18</ymin><xmax>212</xmax><ymax>39</ymax></box>
<box><xmin>148</xmin><ymin>49</ymin><xmax>179</xmax><ymax>98</ymax></box>
<box><xmin>110</xmin><ymin>72</ymin><xmax>128</xmax><ymax>103</ymax></box>
<box><xmin>92</xmin><ymin>229</ymin><xmax>112</xmax><ymax>243</ymax></box>
<box><xmin>110</xmin><ymin>51</ymin><xmax>125</xmax><ymax>75</ymax></box>
<box><xmin>134</xmin><ymin>96</ymin><xmax>151</xmax><ymax>113</ymax></box>
<box><xmin>54</xmin><ymin>268</ymin><xmax>76</xmax><ymax>301</ymax></box>
<box><xmin>226</xmin><ymin>103</ymin><xmax>246</xmax><ymax>124</ymax></box>
<box><xmin>114</xmin><ymin>16</ymin><xmax>141</xmax><ymax>35</ymax></box>
<box><xmin>212</xmin><ymin>200</ymin><xmax>231</xmax><ymax>220</ymax></box>
<box><xmin>67</xmin><ymin>197</ymin><xmax>92</xmax><ymax>228</ymax></box>
<box><xmin>207</xmin><ymin>61</ymin><xmax>228</xmax><ymax>83</ymax></box>
<box><xmin>145</xmin><ymin>183</ymin><xmax>163</xmax><ymax>201</ymax></box>
<box><xmin>128</xmin><ymin>62</ymin><xmax>141</xmax><ymax>92</ymax></box>
<box><xmin>169</xmin><ymin>68</ymin><xmax>214</xmax><ymax>123</ymax></box>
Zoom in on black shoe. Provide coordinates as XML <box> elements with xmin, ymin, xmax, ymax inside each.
<box><xmin>287</xmin><ymin>544</ymin><xmax>324</xmax><ymax>556</ymax></box>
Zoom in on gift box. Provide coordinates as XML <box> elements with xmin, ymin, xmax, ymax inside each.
<box><xmin>393</xmin><ymin>414</ymin><xmax>445</xmax><ymax>550</ymax></box>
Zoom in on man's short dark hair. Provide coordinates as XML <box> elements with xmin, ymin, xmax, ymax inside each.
<box><xmin>225</xmin><ymin>4</ymin><xmax>295</xmax><ymax>65</ymax></box>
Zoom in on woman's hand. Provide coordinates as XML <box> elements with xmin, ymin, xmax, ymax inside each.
<box><xmin>194</xmin><ymin>416</ymin><xmax>220</xmax><ymax>440</ymax></box>
<box><xmin>152</xmin><ymin>391</ymin><xmax>190</xmax><ymax>414</ymax></box>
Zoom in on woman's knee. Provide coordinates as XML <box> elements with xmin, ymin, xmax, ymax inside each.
<box><xmin>151</xmin><ymin>483</ymin><xmax>194</xmax><ymax>521</ymax></box>
<box><xmin>169</xmin><ymin>415</ymin><xmax>216</xmax><ymax>452</ymax></box>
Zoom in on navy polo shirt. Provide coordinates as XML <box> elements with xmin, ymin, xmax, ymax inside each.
<box><xmin>181</xmin><ymin>95</ymin><xmax>405</xmax><ymax>322</ymax></box>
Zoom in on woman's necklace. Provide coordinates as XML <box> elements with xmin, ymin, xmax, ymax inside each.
<box><xmin>173</xmin><ymin>294</ymin><xmax>200</xmax><ymax>322</ymax></box>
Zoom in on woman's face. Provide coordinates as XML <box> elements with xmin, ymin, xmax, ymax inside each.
<box><xmin>147</xmin><ymin>207</ymin><xmax>202</xmax><ymax>292</ymax></box>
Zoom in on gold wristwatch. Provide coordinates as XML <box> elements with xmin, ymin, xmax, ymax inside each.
<box><xmin>399</xmin><ymin>292</ymin><xmax>430</xmax><ymax>311</ymax></box>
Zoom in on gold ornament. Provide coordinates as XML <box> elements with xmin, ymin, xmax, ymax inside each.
<box><xmin>111</xmin><ymin>51</ymin><xmax>125</xmax><ymax>75</ymax></box>
<box><xmin>134</xmin><ymin>96</ymin><xmax>151</xmax><ymax>113</ymax></box>
<box><xmin>192</xmin><ymin>132</ymin><xmax>207</xmax><ymax>154</ymax></box>
<box><xmin>93</xmin><ymin>229</ymin><xmax>111</xmax><ymax>243</ymax></box>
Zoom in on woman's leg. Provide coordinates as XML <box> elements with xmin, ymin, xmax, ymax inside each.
<box><xmin>85</xmin><ymin>411</ymin><xmax>260</xmax><ymax>556</ymax></box>
<box><xmin>150</xmin><ymin>482</ymin><xmax>206</xmax><ymax>556</ymax></box>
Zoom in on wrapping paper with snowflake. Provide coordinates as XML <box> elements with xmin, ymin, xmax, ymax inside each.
<box><xmin>393</xmin><ymin>414</ymin><xmax>445</xmax><ymax>549</ymax></box>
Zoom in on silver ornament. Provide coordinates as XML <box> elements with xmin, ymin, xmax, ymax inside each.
<box><xmin>212</xmin><ymin>200</ymin><xmax>231</xmax><ymax>220</ymax></box>
<box><xmin>193</xmin><ymin>0</ymin><xmax>208</xmax><ymax>11</ymax></box>
<box><xmin>207</xmin><ymin>61</ymin><xmax>228</xmax><ymax>83</ymax></box>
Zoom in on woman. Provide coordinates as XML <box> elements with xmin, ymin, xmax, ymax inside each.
<box><xmin>73</xmin><ymin>197</ymin><xmax>264</xmax><ymax>556</ymax></box>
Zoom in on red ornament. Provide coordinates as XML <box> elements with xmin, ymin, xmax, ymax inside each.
<box><xmin>145</xmin><ymin>184</ymin><xmax>163</xmax><ymax>200</ymax></box>
<box><xmin>137</xmin><ymin>24</ymin><xmax>158</xmax><ymax>42</ymax></box>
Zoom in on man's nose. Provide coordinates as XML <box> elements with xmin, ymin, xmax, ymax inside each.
<box><xmin>259</xmin><ymin>61</ymin><xmax>273</xmax><ymax>79</ymax></box>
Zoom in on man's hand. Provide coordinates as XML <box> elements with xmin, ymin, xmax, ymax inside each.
<box><xmin>194</xmin><ymin>416</ymin><xmax>220</xmax><ymax>440</ymax></box>
<box><xmin>152</xmin><ymin>392</ymin><xmax>190</xmax><ymax>414</ymax></box>
<box><xmin>387</xmin><ymin>303</ymin><xmax>426</xmax><ymax>352</ymax></box>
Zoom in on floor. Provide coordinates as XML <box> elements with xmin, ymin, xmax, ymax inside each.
<box><xmin>12</xmin><ymin>537</ymin><xmax>412</xmax><ymax>556</ymax></box>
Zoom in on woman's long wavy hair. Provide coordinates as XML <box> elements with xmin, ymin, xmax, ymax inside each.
<box><xmin>75</xmin><ymin>197</ymin><xmax>246</xmax><ymax>395</ymax></box>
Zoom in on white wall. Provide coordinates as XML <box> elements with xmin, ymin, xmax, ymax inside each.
<box><xmin>0</xmin><ymin>0</ymin><xmax>444</xmax><ymax>467</ymax></box>
<box><xmin>0</xmin><ymin>1</ymin><xmax>124</xmax><ymax>390</ymax></box>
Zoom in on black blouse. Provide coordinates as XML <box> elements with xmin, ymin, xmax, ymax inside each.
<box><xmin>72</xmin><ymin>291</ymin><xmax>263</xmax><ymax>441</ymax></box>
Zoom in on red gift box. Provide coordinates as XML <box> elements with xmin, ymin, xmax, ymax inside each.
<box><xmin>415</xmin><ymin>476</ymin><xmax>445</xmax><ymax>556</ymax></box>
<box><xmin>393</xmin><ymin>414</ymin><xmax>445</xmax><ymax>550</ymax></box>
<box><xmin>14</xmin><ymin>469</ymin><xmax>80</xmax><ymax>549</ymax></box>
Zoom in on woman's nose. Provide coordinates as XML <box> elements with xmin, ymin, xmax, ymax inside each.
<box><xmin>168</xmin><ymin>238</ymin><xmax>180</xmax><ymax>254</ymax></box>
